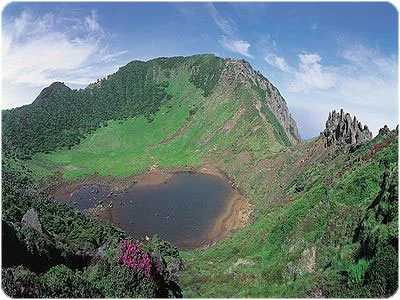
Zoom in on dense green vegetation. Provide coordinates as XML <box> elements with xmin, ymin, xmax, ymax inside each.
<box><xmin>2</xmin><ymin>148</ymin><xmax>184</xmax><ymax>297</ymax></box>
<box><xmin>189</xmin><ymin>54</ymin><xmax>226</xmax><ymax>97</ymax></box>
<box><xmin>181</xmin><ymin>132</ymin><xmax>398</xmax><ymax>297</ymax></box>
<box><xmin>2</xmin><ymin>60</ymin><xmax>170</xmax><ymax>157</ymax></box>
<box><xmin>2</xmin><ymin>54</ymin><xmax>398</xmax><ymax>298</ymax></box>
<box><xmin>2</xmin><ymin>55</ymin><xmax>226</xmax><ymax>157</ymax></box>
<box><xmin>35</xmin><ymin>63</ymin><xmax>285</xmax><ymax>180</ymax></box>
<box><xmin>35</xmin><ymin>71</ymin><xmax>205</xmax><ymax>179</ymax></box>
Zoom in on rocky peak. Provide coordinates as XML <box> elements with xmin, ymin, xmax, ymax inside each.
<box><xmin>222</xmin><ymin>59</ymin><xmax>301</xmax><ymax>144</ymax></box>
<box><xmin>221</xmin><ymin>59</ymin><xmax>258</xmax><ymax>86</ymax></box>
<box><xmin>378</xmin><ymin>125</ymin><xmax>390</xmax><ymax>136</ymax></box>
<box><xmin>323</xmin><ymin>109</ymin><xmax>372</xmax><ymax>149</ymax></box>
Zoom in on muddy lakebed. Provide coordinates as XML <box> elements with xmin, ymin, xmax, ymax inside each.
<box><xmin>54</xmin><ymin>169</ymin><xmax>252</xmax><ymax>249</ymax></box>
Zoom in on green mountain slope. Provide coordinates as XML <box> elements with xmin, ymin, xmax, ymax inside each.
<box><xmin>182</xmin><ymin>130</ymin><xmax>398</xmax><ymax>297</ymax></box>
<box><xmin>2</xmin><ymin>54</ymin><xmax>397</xmax><ymax>298</ymax></box>
<box><xmin>36</xmin><ymin>62</ymin><xmax>298</xmax><ymax>179</ymax></box>
<box><xmin>2</xmin><ymin>55</ymin><xmax>299</xmax><ymax>159</ymax></box>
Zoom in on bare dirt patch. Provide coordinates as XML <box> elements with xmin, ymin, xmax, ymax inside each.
<box><xmin>160</xmin><ymin>125</ymin><xmax>189</xmax><ymax>144</ymax></box>
<box><xmin>222</xmin><ymin>105</ymin><xmax>245</xmax><ymax>134</ymax></box>
<box><xmin>204</xmin><ymin>193</ymin><xmax>254</xmax><ymax>246</ymax></box>
<box><xmin>363</xmin><ymin>132</ymin><xmax>397</xmax><ymax>161</ymax></box>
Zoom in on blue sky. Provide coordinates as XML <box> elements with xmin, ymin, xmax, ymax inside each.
<box><xmin>2</xmin><ymin>2</ymin><xmax>398</xmax><ymax>138</ymax></box>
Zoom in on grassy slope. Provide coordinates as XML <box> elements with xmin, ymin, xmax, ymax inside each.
<box><xmin>35</xmin><ymin>72</ymin><xmax>202</xmax><ymax>179</ymax></box>
<box><xmin>181</xmin><ymin>133</ymin><xmax>398</xmax><ymax>297</ymax></box>
<box><xmin>36</xmin><ymin>71</ymin><xmax>283</xmax><ymax>180</ymax></box>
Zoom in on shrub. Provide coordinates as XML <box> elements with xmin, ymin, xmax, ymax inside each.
<box><xmin>118</xmin><ymin>240</ymin><xmax>159</xmax><ymax>279</ymax></box>
<box><xmin>145</xmin><ymin>234</ymin><xmax>179</xmax><ymax>258</ymax></box>
<box><xmin>41</xmin><ymin>265</ymin><xmax>101</xmax><ymax>298</ymax></box>
<box><xmin>348</xmin><ymin>259</ymin><xmax>370</xmax><ymax>284</ymax></box>
<box><xmin>2</xmin><ymin>266</ymin><xmax>43</xmax><ymax>298</ymax></box>
<box><xmin>365</xmin><ymin>246</ymin><xmax>398</xmax><ymax>297</ymax></box>
<box><xmin>86</xmin><ymin>239</ymin><xmax>182</xmax><ymax>298</ymax></box>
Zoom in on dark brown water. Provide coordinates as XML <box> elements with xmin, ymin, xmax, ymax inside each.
<box><xmin>56</xmin><ymin>173</ymin><xmax>233</xmax><ymax>248</ymax></box>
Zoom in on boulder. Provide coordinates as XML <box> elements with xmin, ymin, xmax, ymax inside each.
<box><xmin>379</xmin><ymin>125</ymin><xmax>390</xmax><ymax>136</ymax></box>
<box><xmin>295</xmin><ymin>182</ymin><xmax>305</xmax><ymax>192</ymax></box>
<box><xmin>166</xmin><ymin>257</ymin><xmax>185</xmax><ymax>283</ymax></box>
<box><xmin>97</xmin><ymin>243</ymin><xmax>109</xmax><ymax>257</ymax></box>
<box><xmin>21</xmin><ymin>208</ymin><xmax>42</xmax><ymax>233</ymax></box>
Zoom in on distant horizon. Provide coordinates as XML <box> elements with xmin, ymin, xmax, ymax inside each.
<box><xmin>2</xmin><ymin>2</ymin><xmax>398</xmax><ymax>139</ymax></box>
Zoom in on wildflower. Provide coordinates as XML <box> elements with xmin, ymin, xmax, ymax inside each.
<box><xmin>118</xmin><ymin>240</ymin><xmax>157</xmax><ymax>279</ymax></box>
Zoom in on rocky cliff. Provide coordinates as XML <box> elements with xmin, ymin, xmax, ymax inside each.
<box><xmin>323</xmin><ymin>109</ymin><xmax>373</xmax><ymax>149</ymax></box>
<box><xmin>221</xmin><ymin>59</ymin><xmax>301</xmax><ymax>144</ymax></box>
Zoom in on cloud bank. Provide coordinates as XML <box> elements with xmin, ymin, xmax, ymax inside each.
<box><xmin>2</xmin><ymin>9</ymin><xmax>127</xmax><ymax>108</ymax></box>
<box><xmin>208</xmin><ymin>3</ymin><xmax>253</xmax><ymax>58</ymax></box>
<box><xmin>265</xmin><ymin>44</ymin><xmax>398</xmax><ymax>137</ymax></box>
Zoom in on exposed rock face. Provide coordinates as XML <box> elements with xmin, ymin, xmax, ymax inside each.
<box><xmin>295</xmin><ymin>181</ymin><xmax>305</xmax><ymax>192</ymax></box>
<box><xmin>323</xmin><ymin>109</ymin><xmax>372</xmax><ymax>149</ymax></box>
<box><xmin>221</xmin><ymin>59</ymin><xmax>301</xmax><ymax>145</ymax></box>
<box><xmin>21</xmin><ymin>208</ymin><xmax>42</xmax><ymax>233</ymax></box>
<box><xmin>166</xmin><ymin>257</ymin><xmax>185</xmax><ymax>284</ymax></box>
<box><xmin>379</xmin><ymin>125</ymin><xmax>390</xmax><ymax>136</ymax></box>
<box><xmin>300</xmin><ymin>246</ymin><xmax>316</xmax><ymax>274</ymax></box>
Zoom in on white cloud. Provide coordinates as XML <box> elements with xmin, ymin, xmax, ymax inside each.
<box><xmin>265</xmin><ymin>52</ymin><xmax>335</xmax><ymax>92</ymax></box>
<box><xmin>4</xmin><ymin>34</ymin><xmax>96</xmax><ymax>86</ymax></box>
<box><xmin>265</xmin><ymin>44</ymin><xmax>398</xmax><ymax>137</ymax></box>
<box><xmin>100</xmin><ymin>51</ymin><xmax>129</xmax><ymax>63</ymax></box>
<box><xmin>264</xmin><ymin>53</ymin><xmax>292</xmax><ymax>72</ymax></box>
<box><xmin>2</xmin><ymin>9</ymin><xmax>127</xmax><ymax>109</ymax></box>
<box><xmin>219</xmin><ymin>36</ymin><xmax>253</xmax><ymax>58</ymax></box>
<box><xmin>2</xmin><ymin>32</ymin><xmax>11</xmax><ymax>54</ymax></box>
<box><xmin>299</xmin><ymin>53</ymin><xmax>320</xmax><ymax>65</ymax></box>
<box><xmin>13</xmin><ymin>10</ymin><xmax>31</xmax><ymax>38</ymax></box>
<box><xmin>208</xmin><ymin>3</ymin><xmax>235</xmax><ymax>37</ymax></box>
<box><xmin>341</xmin><ymin>44</ymin><xmax>397</xmax><ymax>80</ymax></box>
<box><xmin>208</xmin><ymin>3</ymin><xmax>253</xmax><ymax>58</ymax></box>
<box><xmin>290</xmin><ymin>53</ymin><xmax>336</xmax><ymax>92</ymax></box>
<box><xmin>85</xmin><ymin>9</ymin><xmax>100</xmax><ymax>32</ymax></box>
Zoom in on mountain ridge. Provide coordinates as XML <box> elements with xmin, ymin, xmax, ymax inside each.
<box><xmin>2</xmin><ymin>54</ymin><xmax>300</xmax><ymax>157</ymax></box>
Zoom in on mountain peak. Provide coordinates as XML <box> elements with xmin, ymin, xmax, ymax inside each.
<box><xmin>221</xmin><ymin>58</ymin><xmax>301</xmax><ymax>144</ymax></box>
<box><xmin>33</xmin><ymin>82</ymin><xmax>72</xmax><ymax>105</ymax></box>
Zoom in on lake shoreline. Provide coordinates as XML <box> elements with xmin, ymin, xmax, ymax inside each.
<box><xmin>51</xmin><ymin>164</ymin><xmax>254</xmax><ymax>250</ymax></box>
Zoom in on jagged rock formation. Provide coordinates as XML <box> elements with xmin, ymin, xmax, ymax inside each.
<box><xmin>379</xmin><ymin>125</ymin><xmax>390</xmax><ymax>136</ymax></box>
<box><xmin>221</xmin><ymin>59</ymin><xmax>301</xmax><ymax>144</ymax></box>
<box><xmin>21</xmin><ymin>208</ymin><xmax>42</xmax><ymax>233</ymax></box>
<box><xmin>323</xmin><ymin>109</ymin><xmax>372</xmax><ymax>149</ymax></box>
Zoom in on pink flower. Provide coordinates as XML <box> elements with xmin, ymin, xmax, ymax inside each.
<box><xmin>118</xmin><ymin>240</ymin><xmax>159</xmax><ymax>279</ymax></box>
